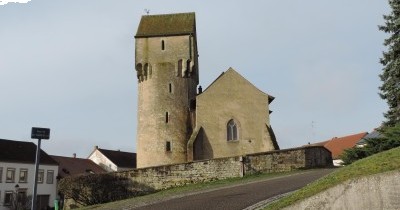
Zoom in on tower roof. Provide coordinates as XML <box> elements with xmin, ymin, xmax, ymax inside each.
<box><xmin>135</xmin><ymin>12</ymin><xmax>196</xmax><ymax>38</ymax></box>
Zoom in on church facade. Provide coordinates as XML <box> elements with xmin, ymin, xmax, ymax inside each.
<box><xmin>135</xmin><ymin>12</ymin><xmax>279</xmax><ymax>168</ymax></box>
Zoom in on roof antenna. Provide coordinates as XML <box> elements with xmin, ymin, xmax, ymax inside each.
<box><xmin>311</xmin><ymin>120</ymin><xmax>316</xmax><ymax>141</ymax></box>
<box><xmin>144</xmin><ymin>9</ymin><xmax>150</xmax><ymax>15</ymax></box>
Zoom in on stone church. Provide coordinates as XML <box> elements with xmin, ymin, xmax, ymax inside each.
<box><xmin>135</xmin><ymin>12</ymin><xmax>279</xmax><ymax>168</ymax></box>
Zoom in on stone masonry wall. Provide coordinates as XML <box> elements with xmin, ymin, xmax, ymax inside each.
<box><xmin>117</xmin><ymin>156</ymin><xmax>243</xmax><ymax>190</ymax></box>
<box><xmin>244</xmin><ymin>146</ymin><xmax>333</xmax><ymax>175</ymax></box>
<box><xmin>116</xmin><ymin>146</ymin><xmax>332</xmax><ymax>190</ymax></box>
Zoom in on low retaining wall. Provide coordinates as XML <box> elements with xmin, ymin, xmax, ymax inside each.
<box><xmin>117</xmin><ymin>156</ymin><xmax>243</xmax><ymax>190</ymax></box>
<box><xmin>283</xmin><ymin>170</ymin><xmax>400</xmax><ymax>210</ymax></box>
<box><xmin>116</xmin><ymin>146</ymin><xmax>332</xmax><ymax>190</ymax></box>
<box><xmin>244</xmin><ymin>146</ymin><xmax>332</xmax><ymax>175</ymax></box>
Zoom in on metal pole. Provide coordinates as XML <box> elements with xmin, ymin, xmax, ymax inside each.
<box><xmin>31</xmin><ymin>138</ymin><xmax>41</xmax><ymax>210</ymax></box>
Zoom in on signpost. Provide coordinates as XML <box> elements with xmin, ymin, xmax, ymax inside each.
<box><xmin>31</xmin><ymin>127</ymin><xmax>50</xmax><ymax>210</ymax></box>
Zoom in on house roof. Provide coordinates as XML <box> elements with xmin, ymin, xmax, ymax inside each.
<box><xmin>357</xmin><ymin>130</ymin><xmax>382</xmax><ymax>145</ymax></box>
<box><xmin>97</xmin><ymin>148</ymin><xmax>137</xmax><ymax>168</ymax></box>
<box><xmin>135</xmin><ymin>12</ymin><xmax>196</xmax><ymax>38</ymax></box>
<box><xmin>50</xmin><ymin>155</ymin><xmax>106</xmax><ymax>178</ymax></box>
<box><xmin>0</xmin><ymin>139</ymin><xmax>58</xmax><ymax>165</ymax></box>
<box><xmin>307</xmin><ymin>132</ymin><xmax>368</xmax><ymax>159</ymax></box>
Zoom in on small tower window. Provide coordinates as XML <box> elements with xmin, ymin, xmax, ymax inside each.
<box><xmin>169</xmin><ymin>83</ymin><xmax>172</xmax><ymax>93</ymax></box>
<box><xmin>166</xmin><ymin>112</ymin><xmax>169</xmax><ymax>123</ymax></box>
<box><xmin>161</xmin><ymin>40</ymin><xmax>165</xmax><ymax>50</ymax></box>
<box><xmin>166</xmin><ymin>141</ymin><xmax>171</xmax><ymax>152</ymax></box>
<box><xmin>227</xmin><ymin>119</ymin><xmax>239</xmax><ymax>141</ymax></box>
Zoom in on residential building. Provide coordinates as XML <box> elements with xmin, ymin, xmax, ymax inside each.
<box><xmin>88</xmin><ymin>146</ymin><xmax>136</xmax><ymax>172</ymax></box>
<box><xmin>356</xmin><ymin>129</ymin><xmax>382</xmax><ymax>147</ymax></box>
<box><xmin>0</xmin><ymin>139</ymin><xmax>58</xmax><ymax>210</ymax></box>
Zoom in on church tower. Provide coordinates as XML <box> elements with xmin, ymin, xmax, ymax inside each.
<box><xmin>135</xmin><ymin>13</ymin><xmax>199</xmax><ymax>168</ymax></box>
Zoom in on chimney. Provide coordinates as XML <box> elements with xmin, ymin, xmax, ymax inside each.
<box><xmin>198</xmin><ymin>85</ymin><xmax>203</xmax><ymax>94</ymax></box>
<box><xmin>73</xmin><ymin>153</ymin><xmax>76</xmax><ymax>158</ymax></box>
<box><xmin>95</xmin><ymin>145</ymin><xmax>99</xmax><ymax>150</ymax></box>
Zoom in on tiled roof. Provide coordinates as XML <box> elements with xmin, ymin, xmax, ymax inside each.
<box><xmin>307</xmin><ymin>132</ymin><xmax>368</xmax><ymax>159</ymax></box>
<box><xmin>0</xmin><ymin>139</ymin><xmax>58</xmax><ymax>165</ymax></box>
<box><xmin>50</xmin><ymin>155</ymin><xmax>106</xmax><ymax>178</ymax></box>
<box><xmin>98</xmin><ymin>148</ymin><xmax>136</xmax><ymax>168</ymax></box>
<box><xmin>135</xmin><ymin>12</ymin><xmax>195</xmax><ymax>37</ymax></box>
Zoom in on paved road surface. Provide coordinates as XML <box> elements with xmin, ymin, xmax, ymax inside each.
<box><xmin>135</xmin><ymin>169</ymin><xmax>336</xmax><ymax>210</ymax></box>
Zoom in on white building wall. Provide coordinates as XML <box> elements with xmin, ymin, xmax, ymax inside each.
<box><xmin>88</xmin><ymin>150</ymin><xmax>117</xmax><ymax>172</ymax></box>
<box><xmin>0</xmin><ymin>162</ymin><xmax>58</xmax><ymax>210</ymax></box>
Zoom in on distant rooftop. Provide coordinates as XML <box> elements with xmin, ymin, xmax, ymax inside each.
<box><xmin>0</xmin><ymin>138</ymin><xmax>58</xmax><ymax>165</ymax></box>
<box><xmin>51</xmin><ymin>155</ymin><xmax>106</xmax><ymax>178</ymax></box>
<box><xmin>306</xmin><ymin>132</ymin><xmax>368</xmax><ymax>159</ymax></box>
<box><xmin>98</xmin><ymin>148</ymin><xmax>136</xmax><ymax>168</ymax></box>
<box><xmin>135</xmin><ymin>12</ymin><xmax>196</xmax><ymax>38</ymax></box>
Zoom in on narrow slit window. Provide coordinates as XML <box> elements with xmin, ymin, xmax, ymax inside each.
<box><xmin>166</xmin><ymin>141</ymin><xmax>171</xmax><ymax>152</ymax></box>
<box><xmin>169</xmin><ymin>83</ymin><xmax>172</xmax><ymax>93</ymax></box>
<box><xmin>161</xmin><ymin>40</ymin><xmax>165</xmax><ymax>50</ymax></box>
<box><xmin>166</xmin><ymin>112</ymin><xmax>169</xmax><ymax>123</ymax></box>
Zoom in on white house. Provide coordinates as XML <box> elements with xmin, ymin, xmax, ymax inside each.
<box><xmin>0</xmin><ymin>139</ymin><xmax>58</xmax><ymax>210</ymax></box>
<box><xmin>88</xmin><ymin>146</ymin><xmax>136</xmax><ymax>172</ymax></box>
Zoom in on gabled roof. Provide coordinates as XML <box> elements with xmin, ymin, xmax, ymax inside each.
<box><xmin>200</xmin><ymin>67</ymin><xmax>275</xmax><ymax>103</ymax></box>
<box><xmin>307</xmin><ymin>132</ymin><xmax>368</xmax><ymax>159</ymax></box>
<box><xmin>135</xmin><ymin>12</ymin><xmax>196</xmax><ymax>38</ymax></box>
<box><xmin>357</xmin><ymin>129</ymin><xmax>382</xmax><ymax>145</ymax></box>
<box><xmin>50</xmin><ymin>155</ymin><xmax>106</xmax><ymax>178</ymax></box>
<box><xmin>0</xmin><ymin>139</ymin><xmax>58</xmax><ymax>165</ymax></box>
<box><xmin>97</xmin><ymin>148</ymin><xmax>137</xmax><ymax>168</ymax></box>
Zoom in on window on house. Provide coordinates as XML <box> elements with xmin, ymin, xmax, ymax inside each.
<box><xmin>46</xmin><ymin>170</ymin><xmax>54</xmax><ymax>184</ymax></box>
<box><xmin>6</xmin><ymin>168</ymin><xmax>15</xmax><ymax>183</ymax></box>
<box><xmin>19</xmin><ymin>169</ymin><xmax>28</xmax><ymax>183</ymax></box>
<box><xmin>169</xmin><ymin>83</ymin><xmax>172</xmax><ymax>93</ymax></box>
<box><xmin>166</xmin><ymin>112</ymin><xmax>169</xmax><ymax>123</ymax></box>
<box><xmin>227</xmin><ymin>119</ymin><xmax>239</xmax><ymax>141</ymax></box>
<box><xmin>37</xmin><ymin>169</ymin><xmax>44</xmax><ymax>184</ymax></box>
<box><xmin>161</xmin><ymin>40</ymin><xmax>165</xmax><ymax>50</ymax></box>
<box><xmin>166</xmin><ymin>141</ymin><xmax>171</xmax><ymax>152</ymax></box>
<box><xmin>4</xmin><ymin>191</ymin><xmax>13</xmax><ymax>206</ymax></box>
<box><xmin>0</xmin><ymin>167</ymin><xmax>3</xmax><ymax>183</ymax></box>
<box><xmin>17</xmin><ymin>190</ymin><xmax>27</xmax><ymax>203</ymax></box>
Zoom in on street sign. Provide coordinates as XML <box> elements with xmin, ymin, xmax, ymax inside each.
<box><xmin>31</xmin><ymin>127</ymin><xmax>50</xmax><ymax>140</ymax></box>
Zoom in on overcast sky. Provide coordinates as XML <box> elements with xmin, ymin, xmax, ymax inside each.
<box><xmin>0</xmin><ymin>1</ymin><xmax>389</xmax><ymax>158</ymax></box>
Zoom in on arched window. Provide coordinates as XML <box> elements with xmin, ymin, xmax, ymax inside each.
<box><xmin>227</xmin><ymin>119</ymin><xmax>238</xmax><ymax>141</ymax></box>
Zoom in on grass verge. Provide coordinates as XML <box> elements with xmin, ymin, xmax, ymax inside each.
<box><xmin>78</xmin><ymin>170</ymin><xmax>309</xmax><ymax>210</ymax></box>
<box><xmin>264</xmin><ymin>146</ymin><xmax>400</xmax><ymax>210</ymax></box>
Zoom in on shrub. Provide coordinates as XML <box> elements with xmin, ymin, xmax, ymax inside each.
<box><xmin>58</xmin><ymin>173</ymin><xmax>155</xmax><ymax>206</ymax></box>
<box><xmin>340</xmin><ymin>123</ymin><xmax>400</xmax><ymax>165</ymax></box>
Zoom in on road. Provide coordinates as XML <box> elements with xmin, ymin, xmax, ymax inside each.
<box><xmin>135</xmin><ymin>168</ymin><xmax>336</xmax><ymax>210</ymax></box>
